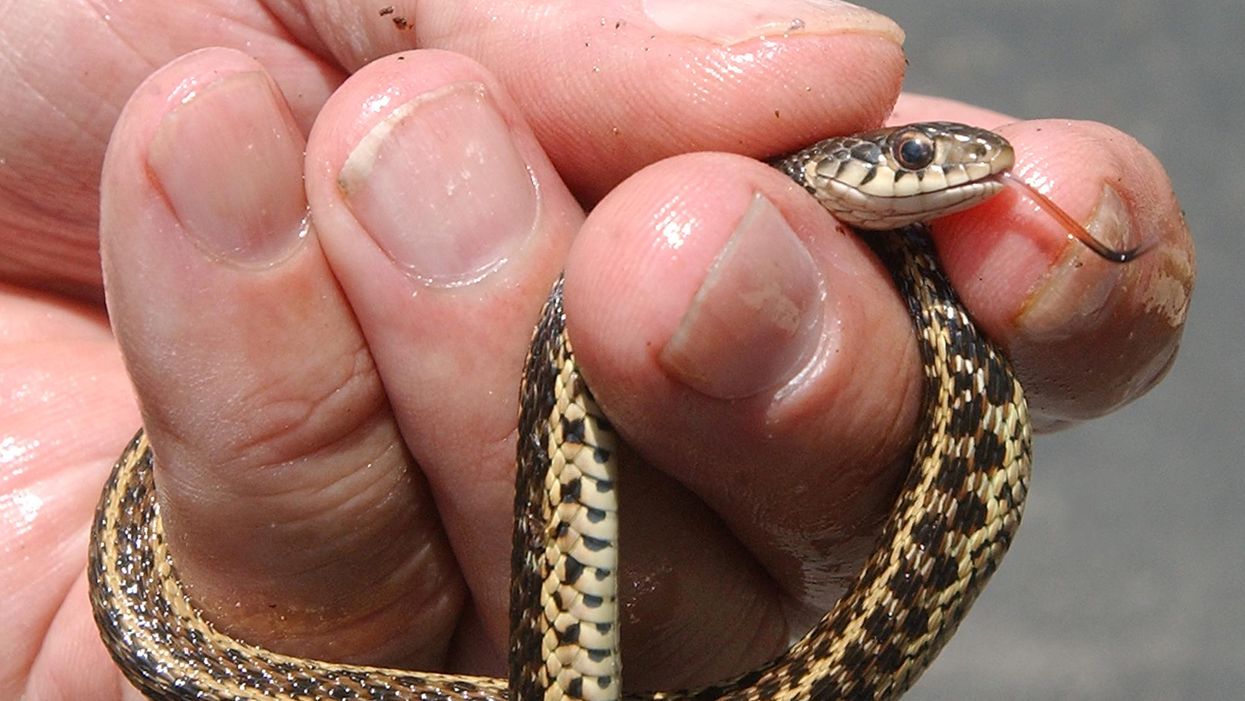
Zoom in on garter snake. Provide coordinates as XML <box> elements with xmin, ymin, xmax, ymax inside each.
<box><xmin>90</xmin><ymin>122</ymin><xmax>1042</xmax><ymax>700</ymax></box>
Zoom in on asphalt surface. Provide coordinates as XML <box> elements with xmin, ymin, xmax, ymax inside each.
<box><xmin>861</xmin><ymin>2</ymin><xmax>1244</xmax><ymax>698</ymax></box>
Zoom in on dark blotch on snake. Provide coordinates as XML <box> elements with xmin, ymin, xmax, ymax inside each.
<box><xmin>562</xmin><ymin>417</ymin><xmax>585</xmax><ymax>444</ymax></box>
<box><xmin>563</xmin><ymin>555</ymin><xmax>584</xmax><ymax>583</ymax></box>
<box><xmin>581</xmin><ymin>535</ymin><xmax>610</xmax><ymax>552</ymax></box>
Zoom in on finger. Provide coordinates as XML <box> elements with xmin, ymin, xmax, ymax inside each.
<box><xmin>888</xmin><ymin>92</ymin><xmax>1014</xmax><ymax>127</ymax></box>
<box><xmin>99</xmin><ymin>48</ymin><xmax>462</xmax><ymax>669</ymax></box>
<box><xmin>891</xmin><ymin>95</ymin><xmax>1193</xmax><ymax>429</ymax></box>
<box><xmin>298</xmin><ymin>0</ymin><xmax>908</xmax><ymax>200</ymax></box>
<box><xmin>303</xmin><ymin>50</ymin><xmax>586</xmax><ymax>669</ymax></box>
<box><xmin>0</xmin><ymin>1</ymin><xmax>344</xmax><ymax>300</ymax></box>
<box><xmin>563</xmin><ymin>153</ymin><xmax>924</xmax><ymax>684</ymax></box>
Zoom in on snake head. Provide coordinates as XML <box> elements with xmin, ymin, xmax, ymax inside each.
<box><xmin>792</xmin><ymin>121</ymin><xmax>1015</xmax><ymax>230</ymax></box>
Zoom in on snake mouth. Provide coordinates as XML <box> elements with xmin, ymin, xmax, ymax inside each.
<box><xmin>817</xmin><ymin>174</ymin><xmax>1008</xmax><ymax>231</ymax></box>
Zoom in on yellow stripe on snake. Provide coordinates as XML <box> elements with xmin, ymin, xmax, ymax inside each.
<box><xmin>92</xmin><ymin>122</ymin><xmax>1128</xmax><ymax>701</ymax></box>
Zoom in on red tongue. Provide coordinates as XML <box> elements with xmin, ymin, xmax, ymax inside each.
<box><xmin>999</xmin><ymin>171</ymin><xmax>1150</xmax><ymax>263</ymax></box>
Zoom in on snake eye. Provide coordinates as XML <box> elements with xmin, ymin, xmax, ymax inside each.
<box><xmin>891</xmin><ymin>130</ymin><xmax>936</xmax><ymax>171</ymax></box>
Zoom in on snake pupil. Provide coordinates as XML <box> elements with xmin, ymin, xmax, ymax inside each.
<box><xmin>893</xmin><ymin>130</ymin><xmax>936</xmax><ymax>171</ymax></box>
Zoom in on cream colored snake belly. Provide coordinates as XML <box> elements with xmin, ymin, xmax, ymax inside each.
<box><xmin>90</xmin><ymin>122</ymin><xmax>1041</xmax><ymax>701</ymax></box>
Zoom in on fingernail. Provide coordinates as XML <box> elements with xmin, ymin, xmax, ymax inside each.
<box><xmin>643</xmin><ymin>0</ymin><xmax>903</xmax><ymax>45</ymax></box>
<box><xmin>1018</xmin><ymin>184</ymin><xmax>1132</xmax><ymax>339</ymax></box>
<box><xmin>660</xmin><ymin>193</ymin><xmax>825</xmax><ymax>399</ymax></box>
<box><xmin>338</xmin><ymin>83</ymin><xmax>538</xmax><ymax>286</ymax></box>
<box><xmin>148</xmin><ymin>71</ymin><xmax>308</xmax><ymax>265</ymax></box>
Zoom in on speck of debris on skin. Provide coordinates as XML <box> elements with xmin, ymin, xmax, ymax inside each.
<box><xmin>379</xmin><ymin>6</ymin><xmax>394</xmax><ymax>16</ymax></box>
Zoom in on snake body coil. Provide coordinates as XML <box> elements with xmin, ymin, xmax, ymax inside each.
<box><xmin>90</xmin><ymin>123</ymin><xmax>1033</xmax><ymax>701</ymax></box>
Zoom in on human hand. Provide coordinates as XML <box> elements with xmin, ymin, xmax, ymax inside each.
<box><xmin>0</xmin><ymin>2</ymin><xmax>1192</xmax><ymax>697</ymax></box>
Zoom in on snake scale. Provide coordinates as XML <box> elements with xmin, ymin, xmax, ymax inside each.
<box><xmin>90</xmin><ymin>122</ymin><xmax>1042</xmax><ymax>701</ymax></box>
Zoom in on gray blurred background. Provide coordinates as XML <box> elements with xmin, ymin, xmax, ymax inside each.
<box><xmin>861</xmin><ymin>1</ymin><xmax>1244</xmax><ymax>698</ymax></box>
